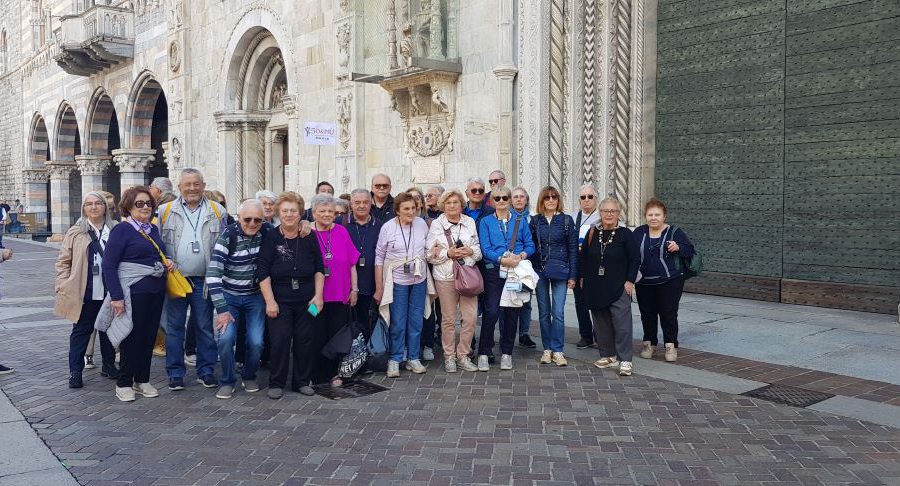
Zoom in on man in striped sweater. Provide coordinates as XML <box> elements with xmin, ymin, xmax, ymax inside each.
<box><xmin>205</xmin><ymin>199</ymin><xmax>269</xmax><ymax>399</ymax></box>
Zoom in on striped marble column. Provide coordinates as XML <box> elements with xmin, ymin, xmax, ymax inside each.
<box><xmin>112</xmin><ymin>148</ymin><xmax>156</xmax><ymax>190</ymax></box>
<box><xmin>75</xmin><ymin>155</ymin><xmax>112</xmax><ymax>195</ymax></box>
<box><xmin>47</xmin><ymin>162</ymin><xmax>76</xmax><ymax>235</ymax></box>
<box><xmin>22</xmin><ymin>169</ymin><xmax>49</xmax><ymax>216</ymax></box>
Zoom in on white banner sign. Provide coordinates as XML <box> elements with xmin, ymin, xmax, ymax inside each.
<box><xmin>303</xmin><ymin>122</ymin><xmax>338</xmax><ymax>146</ymax></box>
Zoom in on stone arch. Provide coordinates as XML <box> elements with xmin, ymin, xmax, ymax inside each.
<box><xmin>51</xmin><ymin>102</ymin><xmax>83</xmax><ymax>231</ymax></box>
<box><xmin>125</xmin><ymin>71</ymin><xmax>165</xmax><ymax>149</ymax></box>
<box><xmin>27</xmin><ymin>113</ymin><xmax>50</xmax><ymax>170</ymax></box>
<box><xmin>53</xmin><ymin>101</ymin><xmax>82</xmax><ymax>162</ymax></box>
<box><xmin>85</xmin><ymin>87</ymin><xmax>122</xmax><ymax>198</ymax></box>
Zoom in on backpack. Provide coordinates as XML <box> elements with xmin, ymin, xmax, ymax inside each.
<box><xmin>671</xmin><ymin>225</ymin><xmax>703</xmax><ymax>279</ymax></box>
<box><xmin>366</xmin><ymin>314</ymin><xmax>391</xmax><ymax>372</ymax></box>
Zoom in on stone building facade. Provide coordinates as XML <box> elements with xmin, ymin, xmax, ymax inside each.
<box><xmin>0</xmin><ymin>0</ymin><xmax>657</xmax><ymax>236</ymax></box>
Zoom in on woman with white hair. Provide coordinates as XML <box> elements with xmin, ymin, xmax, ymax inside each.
<box><xmin>256</xmin><ymin>190</ymin><xmax>278</xmax><ymax>225</ymax></box>
<box><xmin>55</xmin><ymin>191</ymin><xmax>120</xmax><ymax>388</ymax></box>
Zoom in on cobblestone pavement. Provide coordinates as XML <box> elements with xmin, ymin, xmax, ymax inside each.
<box><xmin>1</xmin><ymin>239</ymin><xmax>900</xmax><ymax>485</ymax></box>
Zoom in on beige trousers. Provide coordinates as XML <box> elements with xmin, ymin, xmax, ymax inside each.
<box><xmin>434</xmin><ymin>280</ymin><xmax>478</xmax><ymax>359</ymax></box>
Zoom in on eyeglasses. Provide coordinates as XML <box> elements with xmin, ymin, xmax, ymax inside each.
<box><xmin>83</xmin><ymin>202</ymin><xmax>106</xmax><ymax>208</ymax></box>
<box><xmin>373</xmin><ymin>184</ymin><xmax>391</xmax><ymax>190</ymax></box>
<box><xmin>470</xmin><ymin>188</ymin><xmax>485</xmax><ymax>195</ymax></box>
<box><xmin>134</xmin><ymin>200</ymin><xmax>153</xmax><ymax>209</ymax></box>
<box><xmin>493</xmin><ymin>195</ymin><xmax>510</xmax><ymax>202</ymax></box>
<box><xmin>489</xmin><ymin>178</ymin><xmax>503</xmax><ymax>185</ymax></box>
<box><xmin>600</xmin><ymin>209</ymin><xmax>619</xmax><ymax>214</ymax></box>
<box><xmin>580</xmin><ymin>194</ymin><xmax>595</xmax><ymax>200</ymax></box>
<box><xmin>545</xmin><ymin>194</ymin><xmax>559</xmax><ymax>200</ymax></box>
<box><xmin>242</xmin><ymin>217</ymin><xmax>263</xmax><ymax>224</ymax></box>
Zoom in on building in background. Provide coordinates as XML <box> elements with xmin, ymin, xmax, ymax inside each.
<box><xmin>0</xmin><ymin>0</ymin><xmax>896</xmax><ymax>314</ymax></box>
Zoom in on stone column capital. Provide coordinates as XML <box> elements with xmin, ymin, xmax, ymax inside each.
<box><xmin>46</xmin><ymin>161</ymin><xmax>76</xmax><ymax>180</ymax></box>
<box><xmin>112</xmin><ymin>148</ymin><xmax>156</xmax><ymax>173</ymax></box>
<box><xmin>214</xmin><ymin>111</ymin><xmax>272</xmax><ymax>131</ymax></box>
<box><xmin>22</xmin><ymin>168</ymin><xmax>49</xmax><ymax>183</ymax></box>
<box><xmin>492</xmin><ymin>65</ymin><xmax>518</xmax><ymax>80</ymax></box>
<box><xmin>75</xmin><ymin>155</ymin><xmax>113</xmax><ymax>176</ymax></box>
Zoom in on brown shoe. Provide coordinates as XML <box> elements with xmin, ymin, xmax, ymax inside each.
<box><xmin>152</xmin><ymin>329</ymin><xmax>166</xmax><ymax>357</ymax></box>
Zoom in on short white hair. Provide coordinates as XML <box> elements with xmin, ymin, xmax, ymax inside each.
<box><xmin>178</xmin><ymin>168</ymin><xmax>204</xmax><ymax>184</ymax></box>
<box><xmin>151</xmin><ymin>177</ymin><xmax>173</xmax><ymax>193</ymax></box>
<box><xmin>466</xmin><ymin>177</ymin><xmax>485</xmax><ymax>189</ymax></box>
<box><xmin>309</xmin><ymin>193</ymin><xmax>336</xmax><ymax>211</ymax></box>
<box><xmin>255</xmin><ymin>190</ymin><xmax>277</xmax><ymax>202</ymax></box>
<box><xmin>489</xmin><ymin>170</ymin><xmax>506</xmax><ymax>179</ymax></box>
<box><xmin>579</xmin><ymin>184</ymin><xmax>598</xmax><ymax>196</ymax></box>
<box><xmin>238</xmin><ymin>199</ymin><xmax>264</xmax><ymax>214</ymax></box>
<box><xmin>350</xmin><ymin>188</ymin><xmax>371</xmax><ymax>200</ymax></box>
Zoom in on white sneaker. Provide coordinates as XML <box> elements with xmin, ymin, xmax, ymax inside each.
<box><xmin>477</xmin><ymin>355</ymin><xmax>490</xmax><ymax>372</ymax></box>
<box><xmin>386</xmin><ymin>360</ymin><xmax>400</xmax><ymax>378</ymax></box>
<box><xmin>618</xmin><ymin>361</ymin><xmax>633</xmax><ymax>376</ymax></box>
<box><xmin>500</xmin><ymin>354</ymin><xmax>512</xmax><ymax>370</ymax></box>
<box><xmin>593</xmin><ymin>356</ymin><xmax>619</xmax><ymax>369</ymax></box>
<box><xmin>422</xmin><ymin>347</ymin><xmax>435</xmax><ymax>361</ymax></box>
<box><xmin>131</xmin><ymin>382</ymin><xmax>159</xmax><ymax>398</ymax></box>
<box><xmin>639</xmin><ymin>341</ymin><xmax>655</xmax><ymax>359</ymax></box>
<box><xmin>184</xmin><ymin>354</ymin><xmax>197</xmax><ymax>367</ymax></box>
<box><xmin>444</xmin><ymin>357</ymin><xmax>457</xmax><ymax>373</ymax></box>
<box><xmin>458</xmin><ymin>356</ymin><xmax>479</xmax><ymax>372</ymax></box>
<box><xmin>115</xmin><ymin>386</ymin><xmax>136</xmax><ymax>402</ymax></box>
<box><xmin>664</xmin><ymin>343</ymin><xmax>677</xmax><ymax>362</ymax></box>
<box><xmin>405</xmin><ymin>359</ymin><xmax>427</xmax><ymax>374</ymax></box>
<box><xmin>552</xmin><ymin>352</ymin><xmax>568</xmax><ymax>367</ymax></box>
<box><xmin>540</xmin><ymin>350</ymin><xmax>552</xmax><ymax>364</ymax></box>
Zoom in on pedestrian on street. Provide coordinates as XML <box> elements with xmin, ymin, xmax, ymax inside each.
<box><xmin>0</xmin><ymin>246</ymin><xmax>13</xmax><ymax>375</ymax></box>
<box><xmin>309</xmin><ymin>194</ymin><xmax>360</xmax><ymax>386</ymax></box>
<box><xmin>346</xmin><ymin>189</ymin><xmax>382</xmax><ymax>322</ymax></box>
<box><xmin>510</xmin><ymin>186</ymin><xmax>537</xmax><ymax>348</ymax></box>
<box><xmin>425</xmin><ymin>189</ymin><xmax>482</xmax><ymax>373</ymax></box>
<box><xmin>572</xmin><ymin>185</ymin><xmax>601</xmax><ymax>349</ymax></box>
<box><xmin>579</xmin><ymin>197</ymin><xmax>639</xmax><ymax>376</ymax></box>
<box><xmin>55</xmin><ymin>192</ymin><xmax>120</xmax><ymax>389</ymax></box>
<box><xmin>206</xmin><ymin>199</ymin><xmax>271</xmax><ymax>399</ymax></box>
<box><xmin>374</xmin><ymin>192</ymin><xmax>433</xmax><ymax>378</ymax></box>
<box><xmin>477</xmin><ymin>186</ymin><xmax>535</xmax><ymax>371</ymax></box>
<box><xmin>530</xmin><ymin>186</ymin><xmax>578</xmax><ymax>367</ymax></box>
<box><xmin>96</xmin><ymin>186</ymin><xmax>172</xmax><ymax>402</ymax></box>
<box><xmin>257</xmin><ymin>192</ymin><xmax>325</xmax><ymax>399</ymax></box>
<box><xmin>157</xmin><ymin>168</ymin><xmax>227</xmax><ymax>392</ymax></box>
<box><xmin>633</xmin><ymin>198</ymin><xmax>695</xmax><ymax>363</ymax></box>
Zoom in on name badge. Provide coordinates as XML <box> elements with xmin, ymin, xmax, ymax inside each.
<box><xmin>358</xmin><ymin>257</ymin><xmax>366</xmax><ymax>267</ymax></box>
<box><xmin>324</xmin><ymin>267</ymin><xmax>331</xmax><ymax>277</ymax></box>
<box><xmin>598</xmin><ymin>266</ymin><xmax>606</xmax><ymax>276</ymax></box>
<box><xmin>291</xmin><ymin>279</ymin><xmax>299</xmax><ymax>290</ymax></box>
<box><xmin>485</xmin><ymin>263</ymin><xmax>495</xmax><ymax>270</ymax></box>
<box><xmin>190</xmin><ymin>241</ymin><xmax>201</xmax><ymax>254</ymax></box>
<box><xmin>92</xmin><ymin>263</ymin><xmax>101</xmax><ymax>275</ymax></box>
<box><xmin>504</xmin><ymin>281</ymin><xmax>523</xmax><ymax>292</ymax></box>
<box><xmin>403</xmin><ymin>263</ymin><xmax>411</xmax><ymax>274</ymax></box>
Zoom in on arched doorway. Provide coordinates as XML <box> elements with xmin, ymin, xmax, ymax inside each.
<box><xmin>86</xmin><ymin>90</ymin><xmax>122</xmax><ymax>199</ymax></box>
<box><xmin>54</xmin><ymin>103</ymin><xmax>82</xmax><ymax>227</ymax></box>
<box><xmin>25</xmin><ymin>115</ymin><xmax>51</xmax><ymax>231</ymax></box>
<box><xmin>126</xmin><ymin>74</ymin><xmax>168</xmax><ymax>186</ymax></box>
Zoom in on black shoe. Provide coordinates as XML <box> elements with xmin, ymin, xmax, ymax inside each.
<box><xmin>487</xmin><ymin>355</ymin><xmax>496</xmax><ymax>364</ymax></box>
<box><xmin>197</xmin><ymin>375</ymin><xmax>217</xmax><ymax>388</ymax></box>
<box><xmin>100</xmin><ymin>364</ymin><xmax>120</xmax><ymax>379</ymax></box>
<box><xmin>168</xmin><ymin>378</ymin><xmax>185</xmax><ymax>391</ymax></box>
<box><xmin>576</xmin><ymin>337</ymin><xmax>594</xmax><ymax>349</ymax></box>
<box><xmin>68</xmin><ymin>372</ymin><xmax>83</xmax><ymax>389</ymax></box>
<box><xmin>0</xmin><ymin>364</ymin><xmax>12</xmax><ymax>375</ymax></box>
<box><xmin>519</xmin><ymin>335</ymin><xmax>537</xmax><ymax>348</ymax></box>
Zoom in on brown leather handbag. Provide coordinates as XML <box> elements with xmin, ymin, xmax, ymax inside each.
<box><xmin>444</xmin><ymin>227</ymin><xmax>484</xmax><ymax>297</ymax></box>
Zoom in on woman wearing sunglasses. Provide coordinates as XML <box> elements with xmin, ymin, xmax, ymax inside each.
<box><xmin>477</xmin><ymin>186</ymin><xmax>535</xmax><ymax>371</ymax></box>
<box><xmin>572</xmin><ymin>185</ymin><xmax>601</xmax><ymax>349</ymax></box>
<box><xmin>529</xmin><ymin>187</ymin><xmax>578</xmax><ymax>366</ymax></box>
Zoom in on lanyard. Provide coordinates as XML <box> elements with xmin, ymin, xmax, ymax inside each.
<box><xmin>398</xmin><ymin>219</ymin><xmax>414</xmax><ymax>260</ymax></box>
<box><xmin>580</xmin><ymin>210</ymin><xmax>596</xmax><ymax>231</ymax></box>
<box><xmin>315</xmin><ymin>225</ymin><xmax>334</xmax><ymax>259</ymax></box>
<box><xmin>184</xmin><ymin>200</ymin><xmax>205</xmax><ymax>238</ymax></box>
<box><xmin>280</xmin><ymin>227</ymin><xmax>300</xmax><ymax>271</ymax></box>
<box><xmin>352</xmin><ymin>217</ymin><xmax>373</xmax><ymax>252</ymax></box>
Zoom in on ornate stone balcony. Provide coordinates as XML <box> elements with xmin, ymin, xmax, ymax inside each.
<box><xmin>53</xmin><ymin>5</ymin><xmax>134</xmax><ymax>76</ymax></box>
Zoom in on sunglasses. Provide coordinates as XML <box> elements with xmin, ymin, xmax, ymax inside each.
<box><xmin>493</xmin><ymin>195</ymin><xmax>510</xmax><ymax>202</ymax></box>
<box><xmin>580</xmin><ymin>194</ymin><xmax>595</xmax><ymax>200</ymax></box>
<box><xmin>373</xmin><ymin>184</ymin><xmax>391</xmax><ymax>190</ymax></box>
<box><xmin>489</xmin><ymin>178</ymin><xmax>503</xmax><ymax>185</ymax></box>
<box><xmin>470</xmin><ymin>188</ymin><xmax>485</xmax><ymax>195</ymax></box>
<box><xmin>242</xmin><ymin>217</ymin><xmax>263</xmax><ymax>224</ymax></box>
<box><xmin>545</xmin><ymin>194</ymin><xmax>559</xmax><ymax>200</ymax></box>
<box><xmin>134</xmin><ymin>200</ymin><xmax>153</xmax><ymax>209</ymax></box>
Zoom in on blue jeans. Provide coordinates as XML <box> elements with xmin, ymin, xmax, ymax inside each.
<box><xmin>216</xmin><ymin>293</ymin><xmax>265</xmax><ymax>386</ymax></box>
<box><xmin>389</xmin><ymin>281</ymin><xmax>427</xmax><ymax>362</ymax></box>
<box><xmin>165</xmin><ymin>277</ymin><xmax>217</xmax><ymax>379</ymax></box>
<box><xmin>536</xmin><ymin>278</ymin><xmax>568</xmax><ymax>352</ymax></box>
<box><xmin>518</xmin><ymin>298</ymin><xmax>532</xmax><ymax>336</ymax></box>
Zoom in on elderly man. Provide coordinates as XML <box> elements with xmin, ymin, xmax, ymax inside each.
<box><xmin>425</xmin><ymin>185</ymin><xmax>444</xmax><ymax>220</ymax></box>
<box><xmin>485</xmin><ymin>170</ymin><xmax>507</xmax><ymax>208</ymax></box>
<box><xmin>463</xmin><ymin>177</ymin><xmax>495</xmax><ymax>230</ymax></box>
<box><xmin>370</xmin><ymin>173</ymin><xmax>395</xmax><ymax>222</ymax></box>
<box><xmin>304</xmin><ymin>181</ymin><xmax>335</xmax><ymax>221</ymax></box>
<box><xmin>206</xmin><ymin>199</ymin><xmax>270</xmax><ymax>399</ymax></box>
<box><xmin>157</xmin><ymin>168</ymin><xmax>227</xmax><ymax>391</ymax></box>
<box><xmin>347</xmin><ymin>189</ymin><xmax>383</xmax><ymax>319</ymax></box>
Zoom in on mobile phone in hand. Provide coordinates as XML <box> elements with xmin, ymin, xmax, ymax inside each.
<box><xmin>307</xmin><ymin>303</ymin><xmax>320</xmax><ymax>317</ymax></box>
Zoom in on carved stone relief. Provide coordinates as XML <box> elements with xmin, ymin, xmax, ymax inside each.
<box><xmin>336</xmin><ymin>92</ymin><xmax>352</xmax><ymax>151</ymax></box>
<box><xmin>382</xmin><ymin>73</ymin><xmax>458</xmax><ymax>161</ymax></box>
<box><xmin>168</xmin><ymin>40</ymin><xmax>180</xmax><ymax>72</ymax></box>
<box><xmin>336</xmin><ymin>23</ymin><xmax>351</xmax><ymax>69</ymax></box>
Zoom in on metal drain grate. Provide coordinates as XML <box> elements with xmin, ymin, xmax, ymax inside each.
<box><xmin>742</xmin><ymin>384</ymin><xmax>833</xmax><ymax>408</ymax></box>
<box><xmin>313</xmin><ymin>380</ymin><xmax>390</xmax><ymax>400</ymax></box>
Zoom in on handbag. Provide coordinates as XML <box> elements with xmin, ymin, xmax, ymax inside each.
<box><xmin>671</xmin><ymin>225</ymin><xmax>703</xmax><ymax>279</ymax></box>
<box><xmin>443</xmin><ymin>227</ymin><xmax>484</xmax><ymax>297</ymax></box>
<box><xmin>137</xmin><ymin>228</ymin><xmax>193</xmax><ymax>298</ymax></box>
<box><xmin>366</xmin><ymin>314</ymin><xmax>391</xmax><ymax>372</ymax></box>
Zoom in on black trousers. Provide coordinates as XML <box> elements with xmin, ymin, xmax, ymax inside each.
<box><xmin>267</xmin><ymin>300</ymin><xmax>319</xmax><ymax>390</ymax></box>
<box><xmin>117</xmin><ymin>293</ymin><xmax>164</xmax><ymax>387</ymax></box>
<box><xmin>421</xmin><ymin>297</ymin><xmax>441</xmax><ymax>348</ymax></box>
<box><xmin>498</xmin><ymin>306</ymin><xmax>521</xmax><ymax>355</ymax></box>
<box><xmin>68</xmin><ymin>300</ymin><xmax>115</xmax><ymax>374</ymax></box>
<box><xmin>478</xmin><ymin>270</ymin><xmax>520</xmax><ymax>356</ymax></box>
<box><xmin>636</xmin><ymin>277</ymin><xmax>685</xmax><ymax>346</ymax></box>
<box><xmin>313</xmin><ymin>302</ymin><xmax>350</xmax><ymax>384</ymax></box>
<box><xmin>573</xmin><ymin>283</ymin><xmax>594</xmax><ymax>341</ymax></box>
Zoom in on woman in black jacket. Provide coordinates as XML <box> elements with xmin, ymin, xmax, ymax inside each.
<box><xmin>632</xmin><ymin>198</ymin><xmax>695</xmax><ymax>362</ymax></box>
<box><xmin>578</xmin><ymin>197</ymin><xmax>640</xmax><ymax>376</ymax></box>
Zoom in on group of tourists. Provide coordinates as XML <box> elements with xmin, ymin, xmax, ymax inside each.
<box><xmin>45</xmin><ymin>166</ymin><xmax>694</xmax><ymax>402</ymax></box>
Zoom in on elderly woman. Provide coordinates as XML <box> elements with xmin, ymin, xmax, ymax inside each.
<box><xmin>511</xmin><ymin>187</ymin><xmax>536</xmax><ymax>348</ymax></box>
<box><xmin>98</xmin><ymin>186</ymin><xmax>172</xmax><ymax>402</ymax></box>
<box><xmin>633</xmin><ymin>198</ymin><xmax>695</xmax><ymax>362</ymax></box>
<box><xmin>477</xmin><ymin>185</ymin><xmax>535</xmax><ymax>371</ymax></box>
<box><xmin>573</xmin><ymin>185</ymin><xmax>601</xmax><ymax>349</ymax></box>
<box><xmin>529</xmin><ymin>186</ymin><xmax>578</xmax><ymax>366</ymax></box>
<box><xmin>55</xmin><ymin>192</ymin><xmax>119</xmax><ymax>388</ymax></box>
<box><xmin>578</xmin><ymin>197</ymin><xmax>639</xmax><ymax>376</ymax></box>
<box><xmin>256</xmin><ymin>190</ymin><xmax>278</xmax><ymax>225</ymax></box>
<box><xmin>308</xmin><ymin>194</ymin><xmax>360</xmax><ymax>386</ymax></box>
<box><xmin>374</xmin><ymin>192</ymin><xmax>432</xmax><ymax>378</ymax></box>
<box><xmin>426</xmin><ymin>189</ymin><xmax>482</xmax><ymax>373</ymax></box>
<box><xmin>407</xmin><ymin>185</ymin><xmax>439</xmax><ymax>360</ymax></box>
<box><xmin>334</xmin><ymin>199</ymin><xmax>350</xmax><ymax>222</ymax></box>
<box><xmin>257</xmin><ymin>192</ymin><xmax>325</xmax><ymax>399</ymax></box>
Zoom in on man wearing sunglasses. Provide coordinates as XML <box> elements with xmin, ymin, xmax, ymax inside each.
<box><xmin>462</xmin><ymin>177</ymin><xmax>496</xmax><ymax>230</ymax></box>
<box><xmin>370</xmin><ymin>173</ymin><xmax>395</xmax><ymax>222</ymax></box>
<box><xmin>573</xmin><ymin>185</ymin><xmax>602</xmax><ymax>349</ymax></box>
<box><xmin>205</xmin><ymin>199</ymin><xmax>271</xmax><ymax>399</ymax></box>
<box><xmin>484</xmin><ymin>170</ymin><xmax>507</xmax><ymax>208</ymax></box>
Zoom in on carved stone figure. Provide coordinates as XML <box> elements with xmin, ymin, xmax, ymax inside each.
<box><xmin>409</xmin><ymin>89</ymin><xmax>424</xmax><ymax>116</ymax></box>
<box><xmin>336</xmin><ymin>23</ymin><xmax>351</xmax><ymax>68</ymax></box>
<box><xmin>431</xmin><ymin>86</ymin><xmax>449</xmax><ymax>113</ymax></box>
<box><xmin>271</xmin><ymin>83</ymin><xmax>287</xmax><ymax>109</ymax></box>
<box><xmin>399</xmin><ymin>23</ymin><xmax>413</xmax><ymax>68</ymax></box>
<box><xmin>337</xmin><ymin>93</ymin><xmax>353</xmax><ymax>151</ymax></box>
<box><xmin>168</xmin><ymin>41</ymin><xmax>180</xmax><ymax>72</ymax></box>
